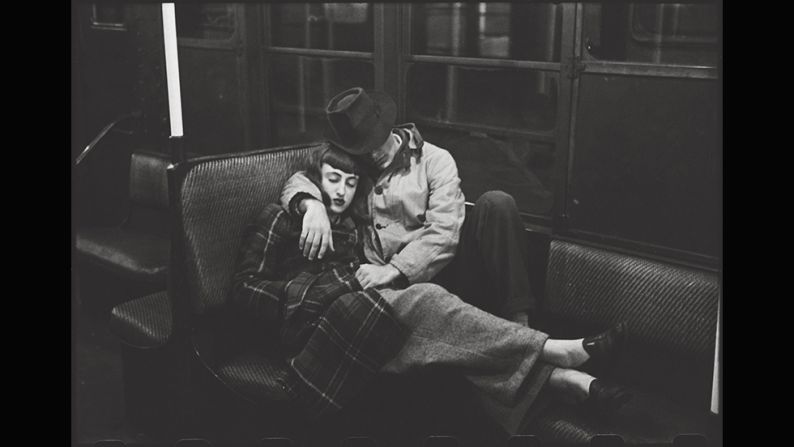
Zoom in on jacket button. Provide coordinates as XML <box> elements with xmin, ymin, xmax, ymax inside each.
<box><xmin>375</xmin><ymin>223</ymin><xmax>383</xmax><ymax>229</ymax></box>
<box><xmin>374</xmin><ymin>186</ymin><xmax>383</xmax><ymax>195</ymax></box>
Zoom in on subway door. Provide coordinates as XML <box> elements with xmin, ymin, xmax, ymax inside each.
<box><xmin>565</xmin><ymin>3</ymin><xmax>720</xmax><ymax>262</ymax></box>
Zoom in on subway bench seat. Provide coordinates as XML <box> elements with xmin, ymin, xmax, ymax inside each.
<box><xmin>524</xmin><ymin>240</ymin><xmax>720</xmax><ymax>444</ymax></box>
<box><xmin>76</xmin><ymin>150</ymin><xmax>171</xmax><ymax>311</ymax></box>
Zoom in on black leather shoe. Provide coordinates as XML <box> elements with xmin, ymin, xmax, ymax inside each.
<box><xmin>584</xmin><ymin>379</ymin><xmax>633</xmax><ymax>413</ymax></box>
<box><xmin>581</xmin><ymin>322</ymin><xmax>626</xmax><ymax>370</ymax></box>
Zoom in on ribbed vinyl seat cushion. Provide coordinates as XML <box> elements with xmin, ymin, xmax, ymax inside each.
<box><xmin>216</xmin><ymin>352</ymin><xmax>294</xmax><ymax>403</ymax></box>
<box><xmin>129</xmin><ymin>151</ymin><xmax>170</xmax><ymax>210</ymax></box>
<box><xmin>76</xmin><ymin>227</ymin><xmax>169</xmax><ymax>283</ymax></box>
<box><xmin>76</xmin><ymin>150</ymin><xmax>171</xmax><ymax>285</ymax></box>
<box><xmin>545</xmin><ymin>240</ymin><xmax>719</xmax><ymax>359</ymax></box>
<box><xmin>173</xmin><ymin>144</ymin><xmax>321</xmax><ymax>408</ymax></box>
<box><xmin>179</xmin><ymin>145</ymin><xmax>318</xmax><ymax>315</ymax></box>
<box><xmin>109</xmin><ymin>291</ymin><xmax>171</xmax><ymax>348</ymax></box>
<box><xmin>535</xmin><ymin>240</ymin><xmax>719</xmax><ymax>443</ymax></box>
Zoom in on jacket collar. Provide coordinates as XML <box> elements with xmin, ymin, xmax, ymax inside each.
<box><xmin>379</xmin><ymin>123</ymin><xmax>424</xmax><ymax>180</ymax></box>
<box><xmin>395</xmin><ymin>123</ymin><xmax>424</xmax><ymax>152</ymax></box>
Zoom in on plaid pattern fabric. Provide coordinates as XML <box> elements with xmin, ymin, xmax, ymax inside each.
<box><xmin>232</xmin><ymin>203</ymin><xmax>406</xmax><ymax>418</ymax></box>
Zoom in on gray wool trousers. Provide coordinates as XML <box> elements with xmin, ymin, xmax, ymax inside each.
<box><xmin>378</xmin><ymin>283</ymin><xmax>554</xmax><ymax>434</ymax></box>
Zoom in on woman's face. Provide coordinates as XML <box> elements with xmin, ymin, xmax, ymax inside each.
<box><xmin>320</xmin><ymin>162</ymin><xmax>359</xmax><ymax>216</ymax></box>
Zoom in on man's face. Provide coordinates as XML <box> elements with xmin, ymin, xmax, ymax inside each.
<box><xmin>320</xmin><ymin>163</ymin><xmax>359</xmax><ymax>216</ymax></box>
<box><xmin>369</xmin><ymin>134</ymin><xmax>399</xmax><ymax>171</ymax></box>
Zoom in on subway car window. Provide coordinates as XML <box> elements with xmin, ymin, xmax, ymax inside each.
<box><xmin>270</xmin><ymin>56</ymin><xmax>374</xmax><ymax>145</ymax></box>
<box><xmin>271</xmin><ymin>3</ymin><xmax>373</xmax><ymax>52</ymax></box>
<box><xmin>175</xmin><ymin>3</ymin><xmax>236</xmax><ymax>40</ymax></box>
<box><xmin>407</xmin><ymin>64</ymin><xmax>557</xmax><ymax>132</ymax></box>
<box><xmin>411</xmin><ymin>3</ymin><xmax>562</xmax><ymax>62</ymax></box>
<box><xmin>422</xmin><ymin>127</ymin><xmax>556</xmax><ymax>216</ymax></box>
<box><xmin>91</xmin><ymin>4</ymin><xmax>125</xmax><ymax>29</ymax></box>
<box><xmin>582</xmin><ymin>3</ymin><xmax>719</xmax><ymax>66</ymax></box>
<box><xmin>406</xmin><ymin>64</ymin><xmax>558</xmax><ymax>216</ymax></box>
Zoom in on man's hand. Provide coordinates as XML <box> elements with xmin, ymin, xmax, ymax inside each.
<box><xmin>300</xmin><ymin>199</ymin><xmax>334</xmax><ymax>260</ymax></box>
<box><xmin>355</xmin><ymin>264</ymin><xmax>402</xmax><ymax>289</ymax></box>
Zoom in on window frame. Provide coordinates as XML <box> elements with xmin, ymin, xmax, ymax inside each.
<box><xmin>399</xmin><ymin>3</ymin><xmax>572</xmax><ymax>225</ymax></box>
<box><xmin>262</xmin><ymin>3</ymin><xmax>377</xmax><ymax>147</ymax></box>
<box><xmin>254</xmin><ymin>1</ymin><xmax>721</xmax><ymax>266</ymax></box>
<box><xmin>579</xmin><ymin>2</ymin><xmax>720</xmax><ymax>75</ymax></box>
<box><xmin>560</xmin><ymin>2</ymin><xmax>721</xmax><ymax>268</ymax></box>
<box><xmin>629</xmin><ymin>3</ymin><xmax>719</xmax><ymax>47</ymax></box>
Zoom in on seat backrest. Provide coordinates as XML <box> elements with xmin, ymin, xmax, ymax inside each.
<box><xmin>129</xmin><ymin>150</ymin><xmax>171</xmax><ymax>210</ymax></box>
<box><xmin>173</xmin><ymin>143</ymin><xmax>321</xmax><ymax>316</ymax></box>
<box><xmin>542</xmin><ymin>239</ymin><xmax>719</xmax><ymax>410</ymax></box>
<box><xmin>127</xmin><ymin>150</ymin><xmax>171</xmax><ymax>234</ymax></box>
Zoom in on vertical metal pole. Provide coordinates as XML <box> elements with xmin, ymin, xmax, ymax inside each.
<box><xmin>445</xmin><ymin>3</ymin><xmax>462</xmax><ymax>122</ymax></box>
<box><xmin>671</xmin><ymin>4</ymin><xmax>681</xmax><ymax>37</ymax></box>
<box><xmin>653</xmin><ymin>4</ymin><xmax>665</xmax><ymax>64</ymax></box>
<box><xmin>169</xmin><ymin>136</ymin><xmax>184</xmax><ymax>163</ymax></box>
<box><xmin>711</xmin><ymin>294</ymin><xmax>721</xmax><ymax>415</ymax></box>
<box><xmin>552</xmin><ymin>2</ymin><xmax>578</xmax><ymax>230</ymax></box>
<box><xmin>477</xmin><ymin>2</ymin><xmax>486</xmax><ymax>56</ymax></box>
<box><xmin>162</xmin><ymin>3</ymin><xmax>185</xmax><ymax>162</ymax></box>
<box><xmin>539</xmin><ymin>3</ymin><xmax>558</xmax><ymax>96</ymax></box>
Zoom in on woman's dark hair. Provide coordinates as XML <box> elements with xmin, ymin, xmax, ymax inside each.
<box><xmin>305</xmin><ymin>144</ymin><xmax>372</xmax><ymax>223</ymax></box>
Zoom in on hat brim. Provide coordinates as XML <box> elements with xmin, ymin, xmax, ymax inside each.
<box><xmin>325</xmin><ymin>90</ymin><xmax>397</xmax><ymax>156</ymax></box>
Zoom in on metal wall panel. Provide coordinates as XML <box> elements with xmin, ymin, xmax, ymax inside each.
<box><xmin>568</xmin><ymin>74</ymin><xmax>720</xmax><ymax>258</ymax></box>
<box><xmin>179</xmin><ymin>47</ymin><xmax>245</xmax><ymax>155</ymax></box>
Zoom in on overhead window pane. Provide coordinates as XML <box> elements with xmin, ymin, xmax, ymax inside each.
<box><xmin>271</xmin><ymin>3</ymin><xmax>373</xmax><ymax>52</ymax></box>
<box><xmin>176</xmin><ymin>4</ymin><xmax>236</xmax><ymax>40</ymax></box>
<box><xmin>419</xmin><ymin>127</ymin><xmax>556</xmax><ymax>216</ymax></box>
<box><xmin>407</xmin><ymin>63</ymin><xmax>558</xmax><ymax>132</ymax></box>
<box><xmin>270</xmin><ymin>55</ymin><xmax>374</xmax><ymax>145</ymax></box>
<box><xmin>92</xmin><ymin>4</ymin><xmax>125</xmax><ymax>27</ymax></box>
<box><xmin>411</xmin><ymin>2</ymin><xmax>562</xmax><ymax>62</ymax></box>
<box><xmin>583</xmin><ymin>3</ymin><xmax>719</xmax><ymax>66</ymax></box>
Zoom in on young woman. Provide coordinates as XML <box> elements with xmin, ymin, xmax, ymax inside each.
<box><xmin>232</xmin><ymin>144</ymin><xmax>630</xmax><ymax>433</ymax></box>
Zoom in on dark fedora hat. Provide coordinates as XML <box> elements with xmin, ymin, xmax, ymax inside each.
<box><xmin>325</xmin><ymin>87</ymin><xmax>397</xmax><ymax>155</ymax></box>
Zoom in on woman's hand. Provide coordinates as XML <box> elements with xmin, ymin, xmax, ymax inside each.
<box><xmin>356</xmin><ymin>264</ymin><xmax>401</xmax><ymax>289</ymax></box>
<box><xmin>300</xmin><ymin>199</ymin><xmax>334</xmax><ymax>260</ymax></box>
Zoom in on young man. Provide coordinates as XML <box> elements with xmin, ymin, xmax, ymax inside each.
<box><xmin>281</xmin><ymin>87</ymin><xmax>536</xmax><ymax>325</ymax></box>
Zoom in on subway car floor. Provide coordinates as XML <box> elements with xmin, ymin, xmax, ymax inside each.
<box><xmin>74</xmin><ymin>301</ymin><xmax>149</xmax><ymax>445</ymax></box>
<box><xmin>72</xmin><ymin>283</ymin><xmax>509</xmax><ymax>447</ymax></box>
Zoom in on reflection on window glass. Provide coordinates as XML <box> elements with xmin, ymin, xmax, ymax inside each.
<box><xmin>176</xmin><ymin>3</ymin><xmax>235</xmax><ymax>40</ymax></box>
<box><xmin>583</xmin><ymin>3</ymin><xmax>718</xmax><ymax>66</ymax></box>
<box><xmin>270</xmin><ymin>55</ymin><xmax>374</xmax><ymax>145</ymax></box>
<box><xmin>271</xmin><ymin>3</ymin><xmax>373</xmax><ymax>52</ymax></box>
<box><xmin>421</xmin><ymin>127</ymin><xmax>555</xmax><ymax>216</ymax></box>
<box><xmin>92</xmin><ymin>4</ymin><xmax>125</xmax><ymax>27</ymax></box>
<box><xmin>411</xmin><ymin>2</ymin><xmax>561</xmax><ymax>62</ymax></box>
<box><xmin>408</xmin><ymin>64</ymin><xmax>557</xmax><ymax>132</ymax></box>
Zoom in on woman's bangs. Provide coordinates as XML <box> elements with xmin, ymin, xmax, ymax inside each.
<box><xmin>323</xmin><ymin>147</ymin><xmax>361</xmax><ymax>175</ymax></box>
